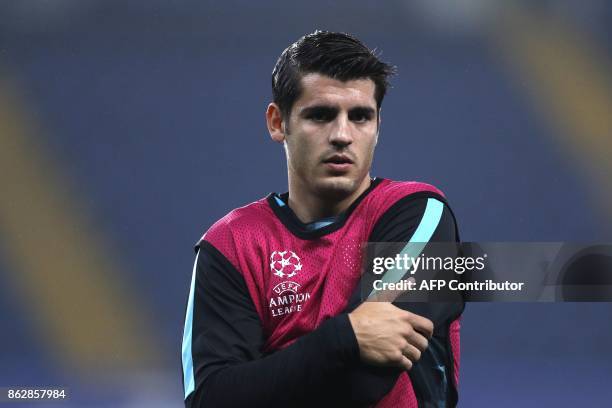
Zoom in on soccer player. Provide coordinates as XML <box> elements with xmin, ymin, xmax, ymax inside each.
<box><xmin>181</xmin><ymin>31</ymin><xmax>464</xmax><ymax>407</ymax></box>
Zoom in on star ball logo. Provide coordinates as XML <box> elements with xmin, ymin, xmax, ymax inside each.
<box><xmin>270</xmin><ymin>250</ymin><xmax>302</xmax><ymax>279</ymax></box>
<box><xmin>268</xmin><ymin>250</ymin><xmax>310</xmax><ymax>318</ymax></box>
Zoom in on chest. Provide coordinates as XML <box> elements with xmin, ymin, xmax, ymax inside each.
<box><xmin>237</xmin><ymin>222</ymin><xmax>369</xmax><ymax>351</ymax></box>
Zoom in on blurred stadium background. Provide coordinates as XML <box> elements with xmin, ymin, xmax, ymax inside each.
<box><xmin>0</xmin><ymin>0</ymin><xmax>610</xmax><ymax>406</ymax></box>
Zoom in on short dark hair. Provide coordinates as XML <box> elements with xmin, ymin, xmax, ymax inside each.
<box><xmin>272</xmin><ymin>30</ymin><xmax>396</xmax><ymax>120</ymax></box>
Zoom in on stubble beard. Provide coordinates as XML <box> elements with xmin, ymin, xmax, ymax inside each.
<box><xmin>313</xmin><ymin>176</ymin><xmax>360</xmax><ymax>201</ymax></box>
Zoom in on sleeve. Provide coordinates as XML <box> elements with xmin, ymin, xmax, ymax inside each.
<box><xmin>342</xmin><ymin>193</ymin><xmax>464</xmax><ymax>406</ymax></box>
<box><xmin>181</xmin><ymin>240</ymin><xmax>360</xmax><ymax>408</ymax></box>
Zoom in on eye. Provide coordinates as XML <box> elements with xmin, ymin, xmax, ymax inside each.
<box><xmin>349</xmin><ymin>110</ymin><xmax>374</xmax><ymax>123</ymax></box>
<box><xmin>306</xmin><ymin>110</ymin><xmax>335</xmax><ymax>123</ymax></box>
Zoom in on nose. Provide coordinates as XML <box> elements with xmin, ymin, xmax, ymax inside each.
<box><xmin>329</xmin><ymin>114</ymin><xmax>353</xmax><ymax>148</ymax></box>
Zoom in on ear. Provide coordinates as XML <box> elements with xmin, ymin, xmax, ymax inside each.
<box><xmin>375</xmin><ymin>109</ymin><xmax>382</xmax><ymax>146</ymax></box>
<box><xmin>266</xmin><ymin>103</ymin><xmax>286</xmax><ymax>143</ymax></box>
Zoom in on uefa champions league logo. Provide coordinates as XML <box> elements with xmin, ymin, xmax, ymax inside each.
<box><xmin>270</xmin><ymin>250</ymin><xmax>303</xmax><ymax>279</ymax></box>
<box><xmin>268</xmin><ymin>251</ymin><xmax>310</xmax><ymax>317</ymax></box>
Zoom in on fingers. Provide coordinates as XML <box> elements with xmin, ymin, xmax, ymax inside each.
<box><xmin>400</xmin><ymin>355</ymin><xmax>413</xmax><ymax>371</ymax></box>
<box><xmin>349</xmin><ymin>301</ymin><xmax>434</xmax><ymax>372</ymax></box>
<box><xmin>391</xmin><ymin>340</ymin><xmax>424</xmax><ymax>371</ymax></box>
<box><xmin>407</xmin><ymin>330</ymin><xmax>429</xmax><ymax>352</ymax></box>
<box><xmin>404</xmin><ymin>312</ymin><xmax>434</xmax><ymax>339</ymax></box>
<box><xmin>401</xmin><ymin>343</ymin><xmax>422</xmax><ymax>362</ymax></box>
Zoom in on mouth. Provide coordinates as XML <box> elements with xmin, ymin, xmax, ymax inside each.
<box><xmin>322</xmin><ymin>154</ymin><xmax>354</xmax><ymax>173</ymax></box>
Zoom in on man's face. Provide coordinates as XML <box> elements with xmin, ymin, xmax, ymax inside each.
<box><xmin>279</xmin><ymin>73</ymin><xmax>379</xmax><ymax>200</ymax></box>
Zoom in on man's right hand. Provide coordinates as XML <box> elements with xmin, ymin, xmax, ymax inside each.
<box><xmin>347</xmin><ymin>302</ymin><xmax>433</xmax><ymax>371</ymax></box>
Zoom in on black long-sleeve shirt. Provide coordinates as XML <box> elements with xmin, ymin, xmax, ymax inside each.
<box><xmin>182</xmin><ymin>182</ymin><xmax>464</xmax><ymax>407</ymax></box>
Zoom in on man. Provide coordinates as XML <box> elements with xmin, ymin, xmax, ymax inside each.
<box><xmin>181</xmin><ymin>31</ymin><xmax>464</xmax><ymax>407</ymax></box>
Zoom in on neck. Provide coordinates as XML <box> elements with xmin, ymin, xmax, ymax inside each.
<box><xmin>286</xmin><ymin>176</ymin><xmax>372</xmax><ymax>223</ymax></box>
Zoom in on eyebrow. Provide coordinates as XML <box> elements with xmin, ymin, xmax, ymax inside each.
<box><xmin>300</xmin><ymin>105</ymin><xmax>376</xmax><ymax>117</ymax></box>
<box><xmin>349</xmin><ymin>106</ymin><xmax>376</xmax><ymax>117</ymax></box>
<box><xmin>300</xmin><ymin>105</ymin><xmax>337</xmax><ymax>117</ymax></box>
